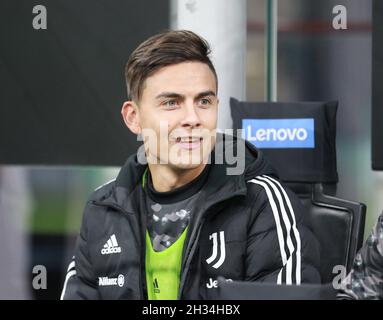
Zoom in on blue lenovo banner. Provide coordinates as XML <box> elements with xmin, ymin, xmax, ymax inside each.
<box><xmin>242</xmin><ymin>118</ymin><xmax>315</xmax><ymax>149</ymax></box>
<box><xmin>230</xmin><ymin>98</ymin><xmax>338</xmax><ymax>183</ymax></box>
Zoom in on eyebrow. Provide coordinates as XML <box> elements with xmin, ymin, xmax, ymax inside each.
<box><xmin>195</xmin><ymin>90</ymin><xmax>216</xmax><ymax>100</ymax></box>
<box><xmin>155</xmin><ymin>90</ymin><xmax>216</xmax><ymax>100</ymax></box>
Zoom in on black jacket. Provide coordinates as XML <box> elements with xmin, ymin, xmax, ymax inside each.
<box><xmin>61</xmin><ymin>135</ymin><xmax>321</xmax><ymax>299</ymax></box>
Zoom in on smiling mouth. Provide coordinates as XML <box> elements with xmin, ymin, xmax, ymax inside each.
<box><xmin>174</xmin><ymin>136</ymin><xmax>203</xmax><ymax>150</ymax></box>
<box><xmin>175</xmin><ymin>136</ymin><xmax>203</xmax><ymax>143</ymax></box>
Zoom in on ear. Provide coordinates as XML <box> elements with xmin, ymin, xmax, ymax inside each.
<box><xmin>121</xmin><ymin>101</ymin><xmax>141</xmax><ymax>135</ymax></box>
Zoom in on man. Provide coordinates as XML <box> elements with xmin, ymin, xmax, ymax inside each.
<box><xmin>61</xmin><ymin>30</ymin><xmax>320</xmax><ymax>300</ymax></box>
<box><xmin>337</xmin><ymin>213</ymin><xmax>383</xmax><ymax>299</ymax></box>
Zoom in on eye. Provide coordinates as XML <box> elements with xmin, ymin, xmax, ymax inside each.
<box><xmin>199</xmin><ymin>98</ymin><xmax>212</xmax><ymax>107</ymax></box>
<box><xmin>162</xmin><ymin>99</ymin><xmax>179</xmax><ymax>109</ymax></box>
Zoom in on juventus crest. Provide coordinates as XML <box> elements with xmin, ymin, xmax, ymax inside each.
<box><xmin>206</xmin><ymin>231</ymin><xmax>226</xmax><ymax>269</ymax></box>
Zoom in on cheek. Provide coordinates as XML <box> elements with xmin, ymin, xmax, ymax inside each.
<box><xmin>200</xmin><ymin>109</ymin><xmax>217</xmax><ymax>128</ymax></box>
<box><xmin>139</xmin><ymin>112</ymin><xmax>160</xmax><ymax>131</ymax></box>
<box><xmin>158</xmin><ymin>113</ymin><xmax>180</xmax><ymax>134</ymax></box>
<box><xmin>140</xmin><ymin>114</ymin><xmax>178</xmax><ymax>141</ymax></box>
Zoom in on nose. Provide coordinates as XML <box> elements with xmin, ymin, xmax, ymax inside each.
<box><xmin>180</xmin><ymin>103</ymin><xmax>201</xmax><ymax>128</ymax></box>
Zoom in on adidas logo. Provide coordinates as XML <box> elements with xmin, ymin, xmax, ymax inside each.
<box><xmin>101</xmin><ymin>234</ymin><xmax>121</xmax><ymax>255</ymax></box>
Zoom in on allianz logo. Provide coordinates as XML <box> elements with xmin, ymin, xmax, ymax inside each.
<box><xmin>206</xmin><ymin>277</ymin><xmax>233</xmax><ymax>289</ymax></box>
<box><xmin>242</xmin><ymin>118</ymin><xmax>315</xmax><ymax>149</ymax></box>
<box><xmin>98</xmin><ymin>274</ymin><xmax>125</xmax><ymax>287</ymax></box>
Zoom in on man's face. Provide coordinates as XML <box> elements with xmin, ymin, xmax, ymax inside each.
<box><xmin>137</xmin><ymin>61</ymin><xmax>218</xmax><ymax>170</ymax></box>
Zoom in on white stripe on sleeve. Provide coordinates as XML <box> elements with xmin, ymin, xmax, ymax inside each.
<box><xmin>248</xmin><ymin>178</ymin><xmax>287</xmax><ymax>265</ymax></box>
<box><xmin>263</xmin><ymin>175</ymin><xmax>302</xmax><ymax>284</ymax></box>
<box><xmin>60</xmin><ymin>269</ymin><xmax>77</xmax><ymax>300</ymax></box>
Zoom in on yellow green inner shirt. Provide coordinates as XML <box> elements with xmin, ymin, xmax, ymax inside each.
<box><xmin>145</xmin><ymin>227</ymin><xmax>188</xmax><ymax>300</ymax></box>
<box><xmin>142</xmin><ymin>165</ymin><xmax>210</xmax><ymax>300</ymax></box>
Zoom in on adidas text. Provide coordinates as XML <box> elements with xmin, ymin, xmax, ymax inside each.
<box><xmin>101</xmin><ymin>247</ymin><xmax>121</xmax><ymax>255</ymax></box>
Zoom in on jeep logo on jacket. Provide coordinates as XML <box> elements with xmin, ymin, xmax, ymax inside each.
<box><xmin>61</xmin><ymin>134</ymin><xmax>321</xmax><ymax>300</ymax></box>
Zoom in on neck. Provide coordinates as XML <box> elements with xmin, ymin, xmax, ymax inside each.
<box><xmin>148</xmin><ymin>163</ymin><xmax>206</xmax><ymax>192</ymax></box>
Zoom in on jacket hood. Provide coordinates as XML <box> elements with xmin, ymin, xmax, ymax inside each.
<box><xmin>233</xmin><ymin>133</ymin><xmax>278</xmax><ymax>181</ymax></box>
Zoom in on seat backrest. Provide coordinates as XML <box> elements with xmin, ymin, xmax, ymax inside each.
<box><xmin>230</xmin><ymin>98</ymin><xmax>366</xmax><ymax>283</ymax></box>
<box><xmin>296</xmin><ymin>184</ymin><xmax>366</xmax><ymax>283</ymax></box>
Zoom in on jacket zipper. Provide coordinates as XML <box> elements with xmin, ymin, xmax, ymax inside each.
<box><xmin>177</xmin><ymin>217</ymin><xmax>205</xmax><ymax>299</ymax></box>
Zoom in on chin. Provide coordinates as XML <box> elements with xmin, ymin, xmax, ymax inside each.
<box><xmin>168</xmin><ymin>155</ymin><xmax>207</xmax><ymax>170</ymax></box>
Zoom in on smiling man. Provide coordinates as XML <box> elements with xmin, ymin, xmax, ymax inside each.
<box><xmin>61</xmin><ymin>30</ymin><xmax>321</xmax><ymax>300</ymax></box>
<box><xmin>123</xmin><ymin>59</ymin><xmax>218</xmax><ymax>188</ymax></box>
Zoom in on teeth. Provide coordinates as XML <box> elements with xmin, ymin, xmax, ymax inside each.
<box><xmin>179</xmin><ymin>137</ymin><xmax>201</xmax><ymax>142</ymax></box>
